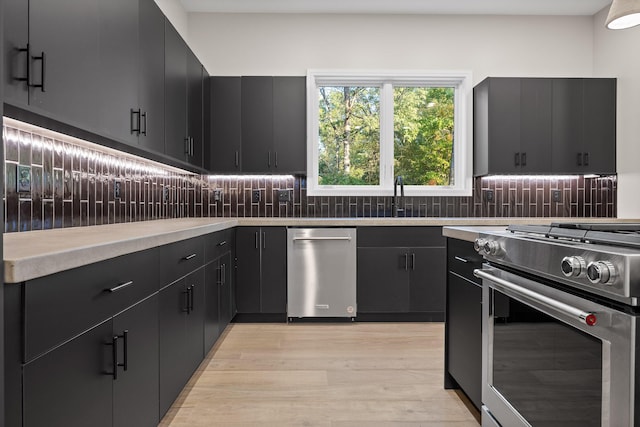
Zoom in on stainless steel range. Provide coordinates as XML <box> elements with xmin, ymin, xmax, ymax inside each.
<box><xmin>473</xmin><ymin>223</ymin><xmax>640</xmax><ymax>427</ymax></box>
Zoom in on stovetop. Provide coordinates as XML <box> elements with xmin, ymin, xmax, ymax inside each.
<box><xmin>476</xmin><ymin>224</ymin><xmax>640</xmax><ymax>306</ymax></box>
<box><xmin>507</xmin><ymin>223</ymin><xmax>640</xmax><ymax>249</ymax></box>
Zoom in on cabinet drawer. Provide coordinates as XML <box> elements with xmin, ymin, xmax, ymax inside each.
<box><xmin>24</xmin><ymin>248</ymin><xmax>159</xmax><ymax>362</ymax></box>
<box><xmin>357</xmin><ymin>227</ymin><xmax>445</xmax><ymax>248</ymax></box>
<box><xmin>447</xmin><ymin>238</ymin><xmax>483</xmax><ymax>283</ymax></box>
<box><xmin>159</xmin><ymin>236</ymin><xmax>205</xmax><ymax>284</ymax></box>
<box><xmin>205</xmin><ymin>228</ymin><xmax>235</xmax><ymax>263</ymax></box>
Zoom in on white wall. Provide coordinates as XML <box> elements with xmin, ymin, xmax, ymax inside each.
<box><xmin>154</xmin><ymin>0</ymin><xmax>189</xmax><ymax>43</ymax></box>
<box><xmin>593</xmin><ymin>7</ymin><xmax>640</xmax><ymax>218</ymax></box>
<box><xmin>187</xmin><ymin>13</ymin><xmax>594</xmax><ymax>84</ymax></box>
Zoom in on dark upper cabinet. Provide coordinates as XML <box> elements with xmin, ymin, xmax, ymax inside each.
<box><xmin>242</xmin><ymin>76</ymin><xmax>274</xmax><ymax>173</ymax></box>
<box><xmin>3</xmin><ymin>0</ymin><xmax>29</xmax><ymax>107</ymax></box>
<box><xmin>137</xmin><ymin>0</ymin><xmax>166</xmax><ymax>154</ymax></box>
<box><xmin>97</xmin><ymin>0</ymin><xmax>139</xmax><ymax>146</ymax></box>
<box><xmin>28</xmin><ymin>0</ymin><xmax>101</xmax><ymax>129</ymax></box>
<box><xmin>552</xmin><ymin>78</ymin><xmax>616</xmax><ymax>174</ymax></box>
<box><xmin>273</xmin><ymin>76</ymin><xmax>306</xmax><ymax>173</ymax></box>
<box><xmin>187</xmin><ymin>49</ymin><xmax>204</xmax><ymax>167</ymax></box>
<box><xmin>164</xmin><ymin>21</ymin><xmax>188</xmax><ymax>163</ymax></box>
<box><xmin>210</xmin><ymin>77</ymin><xmax>242</xmax><ymax>172</ymax></box>
<box><xmin>209</xmin><ymin>76</ymin><xmax>306</xmax><ymax>174</ymax></box>
<box><xmin>474</xmin><ymin>77</ymin><xmax>616</xmax><ymax>176</ymax></box>
<box><xmin>164</xmin><ymin>20</ymin><xmax>205</xmax><ymax>167</ymax></box>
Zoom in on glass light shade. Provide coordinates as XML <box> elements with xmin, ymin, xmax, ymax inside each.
<box><xmin>606</xmin><ymin>0</ymin><xmax>640</xmax><ymax>29</ymax></box>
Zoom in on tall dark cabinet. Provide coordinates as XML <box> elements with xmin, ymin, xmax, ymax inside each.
<box><xmin>241</xmin><ymin>76</ymin><xmax>274</xmax><ymax>172</ymax></box>
<box><xmin>164</xmin><ymin>21</ymin><xmax>188</xmax><ymax>163</ymax></box>
<box><xmin>0</xmin><ymin>0</ymin><xmax>6</xmax><ymax>423</ymax></box>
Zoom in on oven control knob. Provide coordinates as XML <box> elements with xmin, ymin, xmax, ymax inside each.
<box><xmin>473</xmin><ymin>238</ymin><xmax>486</xmax><ymax>253</ymax></box>
<box><xmin>561</xmin><ymin>256</ymin><xmax>586</xmax><ymax>277</ymax></box>
<box><xmin>483</xmin><ymin>240</ymin><xmax>502</xmax><ymax>256</ymax></box>
<box><xmin>586</xmin><ymin>261</ymin><xmax>616</xmax><ymax>285</ymax></box>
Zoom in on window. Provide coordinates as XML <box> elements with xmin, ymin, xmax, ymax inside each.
<box><xmin>307</xmin><ymin>70</ymin><xmax>472</xmax><ymax>196</ymax></box>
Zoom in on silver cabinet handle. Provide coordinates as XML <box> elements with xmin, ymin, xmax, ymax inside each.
<box><xmin>217</xmin><ymin>240</ymin><xmax>227</xmax><ymax>247</ymax></box>
<box><xmin>404</xmin><ymin>253</ymin><xmax>409</xmax><ymax>271</ymax></box>
<box><xmin>473</xmin><ymin>269</ymin><xmax>598</xmax><ymax>326</ymax></box>
<box><xmin>292</xmin><ymin>236</ymin><xmax>352</xmax><ymax>241</ymax></box>
<box><xmin>107</xmin><ymin>280</ymin><xmax>133</xmax><ymax>293</ymax></box>
<box><xmin>454</xmin><ymin>256</ymin><xmax>469</xmax><ymax>263</ymax></box>
<box><xmin>411</xmin><ymin>253</ymin><xmax>415</xmax><ymax>270</ymax></box>
<box><xmin>255</xmin><ymin>231</ymin><xmax>259</xmax><ymax>249</ymax></box>
<box><xmin>183</xmin><ymin>253</ymin><xmax>197</xmax><ymax>260</ymax></box>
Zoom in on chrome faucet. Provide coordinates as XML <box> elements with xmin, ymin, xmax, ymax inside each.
<box><xmin>392</xmin><ymin>176</ymin><xmax>404</xmax><ymax>217</ymax></box>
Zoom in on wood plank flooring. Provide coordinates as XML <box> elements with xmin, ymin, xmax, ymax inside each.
<box><xmin>159</xmin><ymin>322</ymin><xmax>480</xmax><ymax>427</ymax></box>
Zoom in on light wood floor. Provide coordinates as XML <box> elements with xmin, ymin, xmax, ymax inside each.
<box><xmin>159</xmin><ymin>322</ymin><xmax>480</xmax><ymax>427</ymax></box>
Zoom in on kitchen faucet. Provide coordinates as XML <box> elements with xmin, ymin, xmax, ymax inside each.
<box><xmin>392</xmin><ymin>176</ymin><xmax>404</xmax><ymax>217</ymax></box>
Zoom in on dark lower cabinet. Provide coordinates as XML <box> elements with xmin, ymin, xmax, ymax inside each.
<box><xmin>356</xmin><ymin>227</ymin><xmax>446</xmax><ymax>318</ymax></box>
<box><xmin>159</xmin><ymin>268</ymin><xmax>205</xmax><ymax>417</ymax></box>
<box><xmin>23</xmin><ymin>320</ymin><xmax>113</xmax><ymax>427</ymax></box>
<box><xmin>22</xmin><ymin>293</ymin><xmax>160</xmax><ymax>427</ymax></box>
<box><xmin>445</xmin><ymin>237</ymin><xmax>484</xmax><ymax>411</ymax></box>
<box><xmin>113</xmin><ymin>295</ymin><xmax>160</xmax><ymax>427</ymax></box>
<box><xmin>205</xmin><ymin>250</ymin><xmax>234</xmax><ymax>352</ymax></box>
<box><xmin>235</xmin><ymin>227</ymin><xmax>287</xmax><ymax>315</ymax></box>
<box><xmin>446</xmin><ymin>273</ymin><xmax>482</xmax><ymax>409</ymax></box>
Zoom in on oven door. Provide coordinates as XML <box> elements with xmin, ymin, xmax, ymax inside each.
<box><xmin>475</xmin><ymin>265</ymin><xmax>635</xmax><ymax>427</ymax></box>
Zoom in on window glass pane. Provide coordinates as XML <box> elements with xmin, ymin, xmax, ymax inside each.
<box><xmin>394</xmin><ymin>87</ymin><xmax>455</xmax><ymax>186</ymax></box>
<box><xmin>318</xmin><ymin>86</ymin><xmax>380</xmax><ymax>186</ymax></box>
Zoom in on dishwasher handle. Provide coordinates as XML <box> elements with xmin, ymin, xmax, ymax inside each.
<box><xmin>292</xmin><ymin>236</ymin><xmax>352</xmax><ymax>242</ymax></box>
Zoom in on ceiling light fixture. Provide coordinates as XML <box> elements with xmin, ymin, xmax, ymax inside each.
<box><xmin>606</xmin><ymin>0</ymin><xmax>640</xmax><ymax>29</ymax></box>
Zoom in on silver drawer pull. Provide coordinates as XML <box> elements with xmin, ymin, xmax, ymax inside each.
<box><xmin>217</xmin><ymin>240</ymin><xmax>227</xmax><ymax>247</ymax></box>
<box><xmin>183</xmin><ymin>253</ymin><xmax>197</xmax><ymax>260</ymax></box>
<box><xmin>293</xmin><ymin>237</ymin><xmax>352</xmax><ymax>241</ymax></box>
<box><xmin>454</xmin><ymin>256</ymin><xmax>469</xmax><ymax>263</ymax></box>
<box><xmin>315</xmin><ymin>304</ymin><xmax>330</xmax><ymax>309</ymax></box>
<box><xmin>107</xmin><ymin>281</ymin><xmax>134</xmax><ymax>293</ymax></box>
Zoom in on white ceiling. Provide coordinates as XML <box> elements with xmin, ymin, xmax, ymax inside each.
<box><xmin>179</xmin><ymin>0</ymin><xmax>612</xmax><ymax>15</ymax></box>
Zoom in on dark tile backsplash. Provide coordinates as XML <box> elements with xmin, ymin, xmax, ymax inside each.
<box><xmin>3</xmin><ymin>121</ymin><xmax>617</xmax><ymax>233</ymax></box>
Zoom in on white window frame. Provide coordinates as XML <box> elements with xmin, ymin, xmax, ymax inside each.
<box><xmin>307</xmin><ymin>69</ymin><xmax>473</xmax><ymax>197</ymax></box>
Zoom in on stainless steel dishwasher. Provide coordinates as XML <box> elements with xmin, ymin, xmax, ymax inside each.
<box><xmin>287</xmin><ymin>228</ymin><xmax>357</xmax><ymax>319</ymax></box>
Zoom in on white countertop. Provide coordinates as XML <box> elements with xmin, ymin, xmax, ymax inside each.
<box><xmin>5</xmin><ymin>216</ymin><xmax>639</xmax><ymax>283</ymax></box>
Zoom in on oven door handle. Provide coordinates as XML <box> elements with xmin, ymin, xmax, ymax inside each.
<box><xmin>474</xmin><ymin>269</ymin><xmax>598</xmax><ymax>326</ymax></box>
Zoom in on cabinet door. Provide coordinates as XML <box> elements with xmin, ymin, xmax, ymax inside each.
<box><xmin>164</xmin><ymin>21</ymin><xmax>188</xmax><ymax>162</ymax></box>
<box><xmin>97</xmin><ymin>0</ymin><xmax>139</xmax><ymax>145</ymax></box>
<box><xmin>447</xmin><ymin>273</ymin><xmax>482</xmax><ymax>410</ymax></box>
<box><xmin>159</xmin><ymin>279</ymin><xmax>189</xmax><ymax>416</ymax></box>
<box><xmin>3</xmin><ymin>0</ymin><xmax>29</xmax><ymax>106</ymax></box>
<box><xmin>210</xmin><ymin>77</ymin><xmax>242</xmax><ymax>172</ymax></box>
<box><xmin>408</xmin><ymin>247</ymin><xmax>446</xmax><ymax>313</ymax></box>
<box><xmin>261</xmin><ymin>227</ymin><xmax>287</xmax><ymax>313</ymax></box>
<box><xmin>273</xmin><ymin>76</ymin><xmax>306</xmax><ymax>173</ymax></box>
<box><xmin>487</xmin><ymin>78</ymin><xmax>521</xmax><ymax>174</ymax></box>
<box><xmin>23</xmin><ymin>320</ymin><xmax>113</xmax><ymax>427</ymax></box>
<box><xmin>29</xmin><ymin>0</ymin><xmax>100</xmax><ymax>129</ymax></box>
<box><xmin>204</xmin><ymin>260</ymin><xmax>221</xmax><ymax>352</ymax></box>
<box><xmin>235</xmin><ymin>227</ymin><xmax>261</xmax><ymax>313</ymax></box>
<box><xmin>520</xmin><ymin>78</ymin><xmax>552</xmax><ymax>173</ymax></box>
<box><xmin>185</xmin><ymin>268</ymin><xmax>205</xmax><ymax>373</ymax></box>
<box><xmin>241</xmin><ymin>76</ymin><xmax>273</xmax><ymax>172</ymax></box>
<box><xmin>357</xmin><ymin>247</ymin><xmax>409</xmax><ymax>313</ymax></box>
<box><xmin>552</xmin><ymin>78</ymin><xmax>583</xmax><ymax>173</ymax></box>
<box><xmin>113</xmin><ymin>295</ymin><xmax>160</xmax><ymax>427</ymax></box>
<box><xmin>187</xmin><ymin>49</ymin><xmax>204</xmax><ymax>167</ymax></box>
<box><xmin>138</xmin><ymin>0</ymin><xmax>166</xmax><ymax>154</ymax></box>
<box><xmin>219</xmin><ymin>251</ymin><xmax>234</xmax><ymax>331</ymax></box>
<box><xmin>582</xmin><ymin>78</ymin><xmax>616</xmax><ymax>174</ymax></box>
